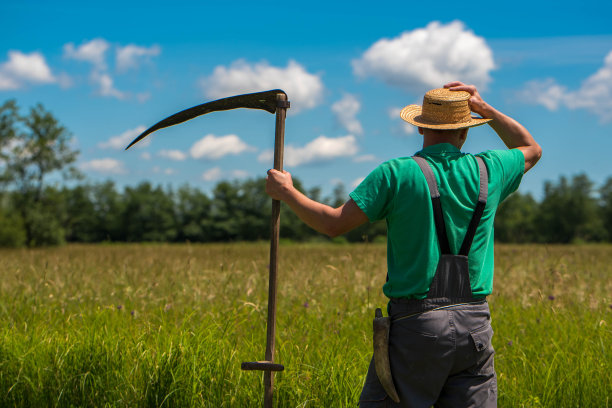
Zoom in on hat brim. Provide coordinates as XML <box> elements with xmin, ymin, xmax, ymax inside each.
<box><xmin>400</xmin><ymin>105</ymin><xmax>492</xmax><ymax>130</ymax></box>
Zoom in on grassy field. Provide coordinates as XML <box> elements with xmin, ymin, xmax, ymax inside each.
<box><xmin>0</xmin><ymin>243</ymin><xmax>610</xmax><ymax>407</ymax></box>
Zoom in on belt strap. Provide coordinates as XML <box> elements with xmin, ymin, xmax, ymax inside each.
<box><xmin>412</xmin><ymin>155</ymin><xmax>488</xmax><ymax>256</ymax></box>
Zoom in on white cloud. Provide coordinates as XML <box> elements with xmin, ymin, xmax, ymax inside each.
<box><xmin>99</xmin><ymin>126</ymin><xmax>148</xmax><ymax>150</ymax></box>
<box><xmin>153</xmin><ymin>166</ymin><xmax>178</xmax><ymax>175</ymax></box>
<box><xmin>64</xmin><ymin>39</ymin><xmax>122</xmax><ymax>98</ymax></box>
<box><xmin>140</xmin><ymin>152</ymin><xmax>152</xmax><ymax>160</ymax></box>
<box><xmin>202</xmin><ymin>167</ymin><xmax>222</xmax><ymax>181</ymax></box>
<box><xmin>518</xmin><ymin>79</ymin><xmax>567</xmax><ymax>111</ymax></box>
<box><xmin>200</xmin><ymin>59</ymin><xmax>324</xmax><ymax>114</ymax></box>
<box><xmin>136</xmin><ymin>92</ymin><xmax>151</xmax><ymax>103</ymax></box>
<box><xmin>190</xmin><ymin>134</ymin><xmax>254</xmax><ymax>160</ymax></box>
<box><xmin>80</xmin><ymin>158</ymin><xmax>126</xmax><ymax>174</ymax></box>
<box><xmin>91</xmin><ymin>71</ymin><xmax>125</xmax><ymax>99</ymax></box>
<box><xmin>258</xmin><ymin>135</ymin><xmax>359</xmax><ymax>167</ymax></box>
<box><xmin>519</xmin><ymin>50</ymin><xmax>612</xmax><ymax>122</ymax></box>
<box><xmin>0</xmin><ymin>51</ymin><xmax>56</xmax><ymax>90</ymax></box>
<box><xmin>353</xmin><ymin>154</ymin><xmax>377</xmax><ymax>163</ymax></box>
<box><xmin>64</xmin><ymin>38</ymin><xmax>110</xmax><ymax>70</ymax></box>
<box><xmin>63</xmin><ymin>39</ymin><xmax>158</xmax><ymax>100</ymax></box>
<box><xmin>116</xmin><ymin>44</ymin><xmax>161</xmax><ymax>72</ymax></box>
<box><xmin>353</xmin><ymin>21</ymin><xmax>495</xmax><ymax>94</ymax></box>
<box><xmin>0</xmin><ymin>74</ymin><xmax>17</xmax><ymax>90</ymax></box>
<box><xmin>158</xmin><ymin>149</ymin><xmax>187</xmax><ymax>161</ymax></box>
<box><xmin>332</xmin><ymin>94</ymin><xmax>363</xmax><ymax>135</ymax></box>
<box><xmin>231</xmin><ymin>169</ymin><xmax>250</xmax><ymax>179</ymax></box>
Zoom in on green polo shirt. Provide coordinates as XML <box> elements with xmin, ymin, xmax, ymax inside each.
<box><xmin>349</xmin><ymin>143</ymin><xmax>524</xmax><ymax>299</ymax></box>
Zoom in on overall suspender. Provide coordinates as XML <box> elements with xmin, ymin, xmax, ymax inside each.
<box><xmin>412</xmin><ymin>155</ymin><xmax>489</xmax><ymax>300</ymax></box>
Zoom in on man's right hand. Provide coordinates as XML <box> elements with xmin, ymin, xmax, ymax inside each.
<box><xmin>444</xmin><ymin>81</ymin><xmax>493</xmax><ymax>119</ymax></box>
<box><xmin>444</xmin><ymin>81</ymin><xmax>542</xmax><ymax>173</ymax></box>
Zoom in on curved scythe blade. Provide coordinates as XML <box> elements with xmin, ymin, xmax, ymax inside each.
<box><xmin>125</xmin><ymin>89</ymin><xmax>286</xmax><ymax>150</ymax></box>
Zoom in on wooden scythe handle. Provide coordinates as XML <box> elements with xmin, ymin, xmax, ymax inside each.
<box><xmin>240</xmin><ymin>92</ymin><xmax>288</xmax><ymax>408</ymax></box>
<box><xmin>264</xmin><ymin>93</ymin><xmax>287</xmax><ymax>407</ymax></box>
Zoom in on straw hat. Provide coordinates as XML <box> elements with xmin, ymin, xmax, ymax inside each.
<box><xmin>400</xmin><ymin>88</ymin><xmax>491</xmax><ymax>130</ymax></box>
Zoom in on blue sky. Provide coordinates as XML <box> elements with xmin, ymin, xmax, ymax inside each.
<box><xmin>1</xmin><ymin>0</ymin><xmax>611</xmax><ymax>200</ymax></box>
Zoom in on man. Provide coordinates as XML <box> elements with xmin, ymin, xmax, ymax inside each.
<box><xmin>265</xmin><ymin>81</ymin><xmax>541</xmax><ymax>407</ymax></box>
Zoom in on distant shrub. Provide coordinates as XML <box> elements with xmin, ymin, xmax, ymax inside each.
<box><xmin>0</xmin><ymin>210</ymin><xmax>26</xmax><ymax>248</ymax></box>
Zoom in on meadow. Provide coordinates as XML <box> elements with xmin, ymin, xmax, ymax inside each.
<box><xmin>0</xmin><ymin>243</ymin><xmax>609</xmax><ymax>407</ymax></box>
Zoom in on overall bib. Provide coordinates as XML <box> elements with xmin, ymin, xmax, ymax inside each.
<box><xmin>360</xmin><ymin>155</ymin><xmax>497</xmax><ymax>408</ymax></box>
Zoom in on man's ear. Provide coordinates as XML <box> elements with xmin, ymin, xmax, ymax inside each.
<box><xmin>418</xmin><ymin>127</ymin><xmax>424</xmax><ymax>135</ymax></box>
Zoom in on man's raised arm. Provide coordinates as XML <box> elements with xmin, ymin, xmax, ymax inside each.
<box><xmin>445</xmin><ymin>81</ymin><xmax>542</xmax><ymax>172</ymax></box>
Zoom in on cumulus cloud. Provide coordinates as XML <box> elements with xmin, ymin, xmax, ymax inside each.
<box><xmin>202</xmin><ymin>167</ymin><xmax>222</xmax><ymax>181</ymax></box>
<box><xmin>519</xmin><ymin>50</ymin><xmax>612</xmax><ymax>122</ymax></box>
<box><xmin>80</xmin><ymin>158</ymin><xmax>127</xmax><ymax>174</ymax></box>
<box><xmin>116</xmin><ymin>44</ymin><xmax>161</xmax><ymax>72</ymax></box>
<box><xmin>0</xmin><ymin>51</ymin><xmax>56</xmax><ymax>90</ymax></box>
<box><xmin>258</xmin><ymin>135</ymin><xmax>359</xmax><ymax>167</ymax></box>
<box><xmin>331</xmin><ymin>94</ymin><xmax>363</xmax><ymax>135</ymax></box>
<box><xmin>353</xmin><ymin>21</ymin><xmax>495</xmax><ymax>94</ymax></box>
<box><xmin>200</xmin><ymin>59</ymin><xmax>324</xmax><ymax>114</ymax></box>
<box><xmin>158</xmin><ymin>149</ymin><xmax>187</xmax><ymax>161</ymax></box>
<box><xmin>190</xmin><ymin>134</ymin><xmax>255</xmax><ymax>160</ymax></box>
<box><xmin>153</xmin><ymin>166</ymin><xmax>177</xmax><ymax>175</ymax></box>
<box><xmin>64</xmin><ymin>38</ymin><xmax>110</xmax><ymax>70</ymax></box>
<box><xmin>99</xmin><ymin>126</ymin><xmax>148</xmax><ymax>149</ymax></box>
<box><xmin>353</xmin><ymin>154</ymin><xmax>378</xmax><ymax>163</ymax></box>
<box><xmin>91</xmin><ymin>71</ymin><xmax>125</xmax><ymax>99</ymax></box>
<box><xmin>231</xmin><ymin>169</ymin><xmax>250</xmax><ymax>179</ymax></box>
<box><xmin>63</xmin><ymin>38</ymin><xmax>159</xmax><ymax>100</ymax></box>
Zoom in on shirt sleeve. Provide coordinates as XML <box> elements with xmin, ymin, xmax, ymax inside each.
<box><xmin>479</xmin><ymin>149</ymin><xmax>525</xmax><ymax>202</ymax></box>
<box><xmin>349</xmin><ymin>162</ymin><xmax>395</xmax><ymax>222</ymax></box>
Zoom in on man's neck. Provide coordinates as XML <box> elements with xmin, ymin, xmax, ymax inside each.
<box><xmin>422</xmin><ymin>137</ymin><xmax>462</xmax><ymax>150</ymax></box>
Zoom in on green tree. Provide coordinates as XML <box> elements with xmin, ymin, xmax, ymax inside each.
<box><xmin>0</xmin><ymin>101</ymin><xmax>80</xmax><ymax>246</ymax></box>
<box><xmin>62</xmin><ymin>184</ymin><xmax>98</xmax><ymax>242</ymax></box>
<box><xmin>0</xmin><ymin>100</ymin><xmax>18</xmax><ymax>162</ymax></box>
<box><xmin>539</xmin><ymin>174</ymin><xmax>606</xmax><ymax>243</ymax></box>
<box><xmin>91</xmin><ymin>181</ymin><xmax>125</xmax><ymax>242</ymax></box>
<box><xmin>175</xmin><ymin>184</ymin><xmax>213</xmax><ymax>242</ymax></box>
<box><xmin>600</xmin><ymin>176</ymin><xmax>612</xmax><ymax>242</ymax></box>
<box><xmin>494</xmin><ymin>192</ymin><xmax>539</xmax><ymax>242</ymax></box>
<box><xmin>121</xmin><ymin>182</ymin><xmax>177</xmax><ymax>242</ymax></box>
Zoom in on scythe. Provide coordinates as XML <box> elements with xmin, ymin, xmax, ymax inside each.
<box><xmin>126</xmin><ymin>89</ymin><xmax>289</xmax><ymax>408</ymax></box>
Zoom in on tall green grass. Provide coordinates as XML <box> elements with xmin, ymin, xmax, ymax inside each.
<box><xmin>0</xmin><ymin>243</ymin><xmax>609</xmax><ymax>407</ymax></box>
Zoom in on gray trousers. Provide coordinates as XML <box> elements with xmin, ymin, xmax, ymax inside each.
<box><xmin>359</xmin><ymin>301</ymin><xmax>497</xmax><ymax>408</ymax></box>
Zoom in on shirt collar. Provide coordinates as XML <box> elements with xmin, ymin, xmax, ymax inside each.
<box><xmin>417</xmin><ymin>143</ymin><xmax>461</xmax><ymax>155</ymax></box>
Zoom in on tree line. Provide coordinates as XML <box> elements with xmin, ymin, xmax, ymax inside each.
<box><xmin>2</xmin><ymin>99</ymin><xmax>612</xmax><ymax>247</ymax></box>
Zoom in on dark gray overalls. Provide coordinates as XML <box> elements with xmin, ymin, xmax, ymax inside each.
<box><xmin>359</xmin><ymin>155</ymin><xmax>497</xmax><ymax>408</ymax></box>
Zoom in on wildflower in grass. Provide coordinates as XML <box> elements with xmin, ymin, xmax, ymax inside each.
<box><xmin>508</xmin><ymin>340</ymin><xmax>513</xmax><ymax>346</ymax></box>
<box><xmin>303</xmin><ymin>300</ymin><xmax>309</xmax><ymax>308</ymax></box>
<box><xmin>116</xmin><ymin>305</ymin><xmax>122</xmax><ymax>310</ymax></box>
<box><xmin>548</xmin><ymin>295</ymin><xmax>555</xmax><ymax>301</ymax></box>
<box><xmin>164</xmin><ymin>303</ymin><xmax>172</xmax><ymax>311</ymax></box>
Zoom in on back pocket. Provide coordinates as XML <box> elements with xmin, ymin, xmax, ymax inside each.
<box><xmin>468</xmin><ymin>323</ymin><xmax>495</xmax><ymax>375</ymax></box>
